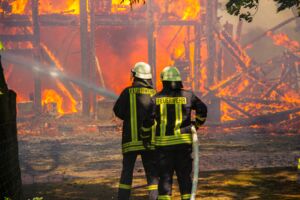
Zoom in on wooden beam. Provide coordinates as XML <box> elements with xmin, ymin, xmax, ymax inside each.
<box><xmin>0</xmin><ymin>34</ymin><xmax>34</xmax><ymax>42</ymax></box>
<box><xmin>80</xmin><ymin>0</ymin><xmax>90</xmax><ymax>116</ymax></box>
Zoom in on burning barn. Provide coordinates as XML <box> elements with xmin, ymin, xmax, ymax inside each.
<box><xmin>0</xmin><ymin>0</ymin><xmax>299</xmax><ymax>131</ymax></box>
<box><xmin>0</xmin><ymin>1</ymin><xmax>300</xmax><ymax>200</ymax></box>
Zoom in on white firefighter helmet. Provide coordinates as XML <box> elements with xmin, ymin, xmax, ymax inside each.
<box><xmin>132</xmin><ymin>62</ymin><xmax>152</xmax><ymax>79</ymax></box>
<box><xmin>161</xmin><ymin>66</ymin><xmax>182</xmax><ymax>81</ymax></box>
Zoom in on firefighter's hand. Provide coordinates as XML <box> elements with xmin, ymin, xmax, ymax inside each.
<box><xmin>191</xmin><ymin>121</ymin><xmax>199</xmax><ymax>130</ymax></box>
<box><xmin>140</xmin><ymin>126</ymin><xmax>152</xmax><ymax>150</ymax></box>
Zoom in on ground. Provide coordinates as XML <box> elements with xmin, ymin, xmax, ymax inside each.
<box><xmin>17</xmin><ymin>116</ymin><xmax>300</xmax><ymax>199</ymax></box>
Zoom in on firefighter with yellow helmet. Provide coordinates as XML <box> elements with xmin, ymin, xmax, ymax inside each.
<box><xmin>144</xmin><ymin>66</ymin><xmax>207</xmax><ymax>200</ymax></box>
<box><xmin>113</xmin><ymin>62</ymin><xmax>158</xmax><ymax>200</ymax></box>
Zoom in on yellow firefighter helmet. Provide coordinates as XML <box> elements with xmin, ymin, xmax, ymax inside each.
<box><xmin>161</xmin><ymin>66</ymin><xmax>182</xmax><ymax>81</ymax></box>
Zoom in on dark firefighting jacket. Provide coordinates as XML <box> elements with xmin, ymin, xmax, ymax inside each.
<box><xmin>149</xmin><ymin>83</ymin><xmax>207</xmax><ymax>147</ymax></box>
<box><xmin>113</xmin><ymin>79</ymin><xmax>156</xmax><ymax>154</ymax></box>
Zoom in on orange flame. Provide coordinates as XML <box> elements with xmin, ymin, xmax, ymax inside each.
<box><xmin>56</xmin><ymin>81</ymin><xmax>78</xmax><ymax>113</ymax></box>
<box><xmin>267</xmin><ymin>31</ymin><xmax>300</xmax><ymax>55</ymax></box>
<box><xmin>11</xmin><ymin>0</ymin><xmax>29</xmax><ymax>14</ymax></box>
<box><xmin>42</xmin><ymin>89</ymin><xmax>64</xmax><ymax>114</ymax></box>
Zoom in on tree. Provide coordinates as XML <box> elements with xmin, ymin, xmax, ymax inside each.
<box><xmin>125</xmin><ymin>0</ymin><xmax>300</xmax><ymax>23</ymax></box>
<box><xmin>226</xmin><ymin>0</ymin><xmax>300</xmax><ymax>22</ymax></box>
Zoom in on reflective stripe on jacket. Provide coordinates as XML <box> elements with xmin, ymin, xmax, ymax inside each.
<box><xmin>113</xmin><ymin>79</ymin><xmax>156</xmax><ymax>153</ymax></box>
<box><xmin>153</xmin><ymin>89</ymin><xmax>207</xmax><ymax>147</ymax></box>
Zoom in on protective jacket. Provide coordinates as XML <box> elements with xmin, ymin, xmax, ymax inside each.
<box><xmin>151</xmin><ymin>84</ymin><xmax>207</xmax><ymax>148</ymax></box>
<box><xmin>113</xmin><ymin>78</ymin><xmax>156</xmax><ymax>153</ymax></box>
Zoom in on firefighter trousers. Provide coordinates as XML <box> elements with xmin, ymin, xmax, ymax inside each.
<box><xmin>157</xmin><ymin>146</ymin><xmax>193</xmax><ymax>200</ymax></box>
<box><xmin>118</xmin><ymin>150</ymin><xmax>159</xmax><ymax>200</ymax></box>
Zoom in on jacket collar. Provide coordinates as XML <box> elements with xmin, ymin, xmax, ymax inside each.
<box><xmin>132</xmin><ymin>78</ymin><xmax>153</xmax><ymax>89</ymax></box>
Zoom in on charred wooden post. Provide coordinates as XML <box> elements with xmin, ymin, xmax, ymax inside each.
<box><xmin>222</xmin><ymin>108</ymin><xmax>300</xmax><ymax>127</ymax></box>
<box><xmin>236</xmin><ymin>20</ymin><xmax>243</xmax><ymax>42</ymax></box>
<box><xmin>185</xmin><ymin>27</ymin><xmax>191</xmax><ymax>88</ymax></box>
<box><xmin>32</xmin><ymin>0</ymin><xmax>42</xmax><ymax>113</ymax></box>
<box><xmin>147</xmin><ymin>0</ymin><xmax>156</xmax><ymax>87</ymax></box>
<box><xmin>89</xmin><ymin>0</ymin><xmax>97</xmax><ymax>117</ymax></box>
<box><xmin>206</xmin><ymin>0</ymin><xmax>216</xmax><ymax>86</ymax></box>
<box><xmin>194</xmin><ymin>23</ymin><xmax>201</xmax><ymax>91</ymax></box>
<box><xmin>217</xmin><ymin>45</ymin><xmax>223</xmax><ymax>82</ymax></box>
<box><xmin>219</xmin><ymin>97</ymin><xmax>253</xmax><ymax>118</ymax></box>
<box><xmin>206</xmin><ymin>0</ymin><xmax>221</xmax><ymax>123</ymax></box>
<box><xmin>0</xmin><ymin>55</ymin><xmax>23</xmax><ymax>200</ymax></box>
<box><xmin>80</xmin><ymin>0</ymin><xmax>90</xmax><ymax>116</ymax></box>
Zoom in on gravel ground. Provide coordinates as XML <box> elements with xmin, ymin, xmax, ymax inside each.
<box><xmin>18</xmin><ymin>125</ymin><xmax>300</xmax><ymax>185</ymax></box>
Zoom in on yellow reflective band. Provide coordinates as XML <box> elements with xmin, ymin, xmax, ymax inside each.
<box><xmin>160</xmin><ymin>104</ymin><xmax>167</xmax><ymax>137</ymax></box>
<box><xmin>0</xmin><ymin>40</ymin><xmax>4</xmax><ymax>50</ymax></box>
<box><xmin>123</xmin><ymin>146</ymin><xmax>155</xmax><ymax>153</ymax></box>
<box><xmin>122</xmin><ymin>141</ymin><xmax>143</xmax><ymax>147</ymax></box>
<box><xmin>129</xmin><ymin>88</ymin><xmax>156</xmax><ymax>96</ymax></box>
<box><xmin>298</xmin><ymin>158</ymin><xmax>300</xmax><ymax>170</ymax></box>
<box><xmin>181</xmin><ymin>194</ymin><xmax>191</xmax><ymax>199</ymax></box>
<box><xmin>140</xmin><ymin>134</ymin><xmax>150</xmax><ymax>139</ymax></box>
<box><xmin>174</xmin><ymin>104</ymin><xmax>182</xmax><ymax>136</ymax></box>
<box><xmin>155</xmin><ymin>134</ymin><xmax>192</xmax><ymax>146</ymax></box>
<box><xmin>141</xmin><ymin>126</ymin><xmax>152</xmax><ymax>132</ymax></box>
<box><xmin>119</xmin><ymin>183</ymin><xmax>131</xmax><ymax>190</ymax></box>
<box><xmin>122</xmin><ymin>141</ymin><xmax>155</xmax><ymax>153</ymax></box>
<box><xmin>0</xmin><ymin>91</ymin><xmax>3</xmax><ymax>95</ymax></box>
<box><xmin>196</xmin><ymin>115</ymin><xmax>206</xmax><ymax>121</ymax></box>
<box><xmin>130</xmin><ymin>92</ymin><xmax>138</xmax><ymax>142</ymax></box>
<box><xmin>156</xmin><ymin>97</ymin><xmax>187</xmax><ymax>105</ymax></box>
<box><xmin>147</xmin><ymin>184</ymin><xmax>158</xmax><ymax>190</ymax></box>
<box><xmin>158</xmin><ymin>195</ymin><xmax>171</xmax><ymax>200</ymax></box>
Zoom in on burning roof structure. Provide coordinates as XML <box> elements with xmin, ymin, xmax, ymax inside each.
<box><xmin>0</xmin><ymin>0</ymin><xmax>299</xmax><ymax>131</ymax></box>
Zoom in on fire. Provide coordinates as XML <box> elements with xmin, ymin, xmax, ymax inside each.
<box><xmin>39</xmin><ymin>0</ymin><xmax>79</xmax><ymax>14</ymax></box>
<box><xmin>267</xmin><ymin>31</ymin><xmax>300</xmax><ymax>54</ymax></box>
<box><xmin>111</xmin><ymin>0</ymin><xmax>131</xmax><ymax>13</ymax></box>
<box><xmin>156</xmin><ymin>0</ymin><xmax>201</xmax><ymax>20</ymax></box>
<box><xmin>56</xmin><ymin>81</ymin><xmax>78</xmax><ymax>113</ymax></box>
<box><xmin>41</xmin><ymin>43</ymin><xmax>64</xmax><ymax>71</ymax></box>
<box><xmin>3</xmin><ymin>0</ymin><xmax>80</xmax><ymax>14</ymax></box>
<box><xmin>11</xmin><ymin>0</ymin><xmax>29</xmax><ymax>14</ymax></box>
<box><xmin>181</xmin><ymin>0</ymin><xmax>201</xmax><ymax>20</ymax></box>
<box><xmin>42</xmin><ymin>89</ymin><xmax>64</xmax><ymax>114</ymax></box>
<box><xmin>2</xmin><ymin>0</ymin><xmax>299</xmax><ymax>128</ymax></box>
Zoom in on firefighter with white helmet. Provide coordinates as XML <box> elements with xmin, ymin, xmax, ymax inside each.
<box><xmin>143</xmin><ymin>66</ymin><xmax>207</xmax><ymax>200</ymax></box>
<box><xmin>113</xmin><ymin>62</ymin><xmax>158</xmax><ymax>200</ymax></box>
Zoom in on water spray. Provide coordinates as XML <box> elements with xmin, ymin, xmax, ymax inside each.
<box><xmin>0</xmin><ymin>52</ymin><xmax>118</xmax><ymax>100</ymax></box>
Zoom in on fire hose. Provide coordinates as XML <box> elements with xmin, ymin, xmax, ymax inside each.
<box><xmin>191</xmin><ymin>126</ymin><xmax>199</xmax><ymax>200</ymax></box>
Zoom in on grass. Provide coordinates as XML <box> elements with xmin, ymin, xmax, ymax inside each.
<box><xmin>23</xmin><ymin>167</ymin><xmax>300</xmax><ymax>200</ymax></box>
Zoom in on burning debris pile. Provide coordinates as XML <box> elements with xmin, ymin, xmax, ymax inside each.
<box><xmin>0</xmin><ymin>0</ymin><xmax>299</xmax><ymax>133</ymax></box>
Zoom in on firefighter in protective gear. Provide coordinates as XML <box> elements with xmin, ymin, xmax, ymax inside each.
<box><xmin>145</xmin><ymin>66</ymin><xmax>207</xmax><ymax>200</ymax></box>
<box><xmin>113</xmin><ymin>62</ymin><xmax>159</xmax><ymax>200</ymax></box>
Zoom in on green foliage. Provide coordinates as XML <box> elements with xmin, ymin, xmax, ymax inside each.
<box><xmin>275</xmin><ymin>0</ymin><xmax>300</xmax><ymax>12</ymax></box>
<box><xmin>226</xmin><ymin>0</ymin><xmax>300</xmax><ymax>22</ymax></box>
